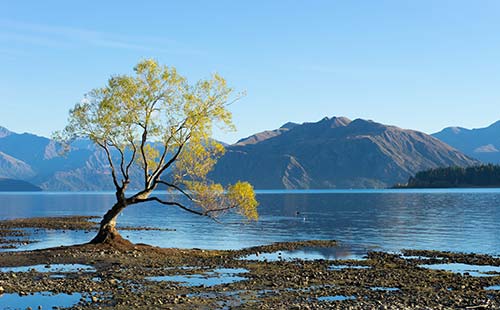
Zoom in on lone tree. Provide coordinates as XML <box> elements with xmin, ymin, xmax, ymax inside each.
<box><xmin>56</xmin><ymin>59</ymin><xmax>258</xmax><ymax>245</ymax></box>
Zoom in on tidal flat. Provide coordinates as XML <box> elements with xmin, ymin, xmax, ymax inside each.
<box><xmin>0</xmin><ymin>217</ymin><xmax>500</xmax><ymax>309</ymax></box>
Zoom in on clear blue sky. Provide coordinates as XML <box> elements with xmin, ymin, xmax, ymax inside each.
<box><xmin>1</xmin><ymin>1</ymin><xmax>499</xmax><ymax>143</ymax></box>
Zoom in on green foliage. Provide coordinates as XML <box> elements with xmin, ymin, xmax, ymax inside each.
<box><xmin>404</xmin><ymin>164</ymin><xmax>500</xmax><ymax>188</ymax></box>
<box><xmin>55</xmin><ymin>59</ymin><xmax>258</xmax><ymax>221</ymax></box>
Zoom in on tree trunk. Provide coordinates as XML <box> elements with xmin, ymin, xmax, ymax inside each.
<box><xmin>89</xmin><ymin>201</ymin><xmax>127</xmax><ymax>244</ymax></box>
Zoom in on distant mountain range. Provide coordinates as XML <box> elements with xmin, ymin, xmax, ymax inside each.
<box><xmin>432</xmin><ymin>121</ymin><xmax>500</xmax><ymax>164</ymax></box>
<box><xmin>210</xmin><ymin>117</ymin><xmax>478</xmax><ymax>189</ymax></box>
<box><xmin>2</xmin><ymin>117</ymin><xmax>497</xmax><ymax>190</ymax></box>
<box><xmin>0</xmin><ymin>178</ymin><xmax>41</xmax><ymax>191</ymax></box>
<box><xmin>0</xmin><ymin>126</ymin><xmax>120</xmax><ymax>191</ymax></box>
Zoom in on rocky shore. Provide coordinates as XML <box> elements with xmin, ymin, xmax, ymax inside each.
<box><xmin>0</xmin><ymin>216</ymin><xmax>499</xmax><ymax>309</ymax></box>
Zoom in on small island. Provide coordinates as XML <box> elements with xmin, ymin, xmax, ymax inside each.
<box><xmin>396</xmin><ymin>164</ymin><xmax>500</xmax><ymax>188</ymax></box>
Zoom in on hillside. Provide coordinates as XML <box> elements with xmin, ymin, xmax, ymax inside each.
<box><xmin>0</xmin><ymin>178</ymin><xmax>42</xmax><ymax>191</ymax></box>
<box><xmin>0</xmin><ymin>118</ymin><xmax>479</xmax><ymax>190</ymax></box>
<box><xmin>0</xmin><ymin>127</ymin><xmax>125</xmax><ymax>191</ymax></box>
<box><xmin>210</xmin><ymin>117</ymin><xmax>478</xmax><ymax>189</ymax></box>
<box><xmin>432</xmin><ymin>121</ymin><xmax>500</xmax><ymax>164</ymax></box>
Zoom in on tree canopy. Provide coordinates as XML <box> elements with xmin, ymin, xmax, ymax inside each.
<box><xmin>56</xmin><ymin>59</ymin><xmax>258</xmax><ymax>243</ymax></box>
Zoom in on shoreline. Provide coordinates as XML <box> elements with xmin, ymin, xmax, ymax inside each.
<box><xmin>0</xmin><ymin>217</ymin><xmax>499</xmax><ymax>309</ymax></box>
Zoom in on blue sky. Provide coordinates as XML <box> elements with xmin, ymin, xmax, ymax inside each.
<box><xmin>1</xmin><ymin>1</ymin><xmax>499</xmax><ymax>143</ymax></box>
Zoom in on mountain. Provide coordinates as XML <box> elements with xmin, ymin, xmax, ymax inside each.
<box><xmin>0</xmin><ymin>178</ymin><xmax>42</xmax><ymax>191</ymax></box>
<box><xmin>0</xmin><ymin>128</ymin><xmax>120</xmax><ymax>191</ymax></box>
<box><xmin>0</xmin><ymin>118</ymin><xmax>478</xmax><ymax>190</ymax></box>
<box><xmin>235</xmin><ymin>122</ymin><xmax>299</xmax><ymax>146</ymax></box>
<box><xmin>0</xmin><ymin>126</ymin><xmax>12</xmax><ymax>138</ymax></box>
<box><xmin>210</xmin><ymin>117</ymin><xmax>478</xmax><ymax>189</ymax></box>
<box><xmin>0</xmin><ymin>151</ymin><xmax>36</xmax><ymax>180</ymax></box>
<box><xmin>432</xmin><ymin>121</ymin><xmax>500</xmax><ymax>164</ymax></box>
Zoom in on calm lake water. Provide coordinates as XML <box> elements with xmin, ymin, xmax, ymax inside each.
<box><xmin>1</xmin><ymin>189</ymin><xmax>499</xmax><ymax>256</ymax></box>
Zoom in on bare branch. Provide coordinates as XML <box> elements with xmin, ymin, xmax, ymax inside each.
<box><xmin>203</xmin><ymin>205</ymin><xmax>237</xmax><ymax>215</ymax></box>
<box><xmin>148</xmin><ymin>143</ymin><xmax>168</xmax><ymax>185</ymax></box>
<box><xmin>149</xmin><ymin>136</ymin><xmax>189</xmax><ymax>187</ymax></box>
<box><xmin>125</xmin><ymin>139</ymin><xmax>137</xmax><ymax>178</ymax></box>
<box><xmin>155</xmin><ymin>180</ymin><xmax>195</xmax><ymax>201</ymax></box>
<box><xmin>107</xmin><ymin>140</ymin><xmax>127</xmax><ymax>182</ymax></box>
<box><xmin>149</xmin><ymin>118</ymin><xmax>189</xmax><ymax>183</ymax></box>
<box><xmin>136</xmin><ymin>196</ymin><xmax>204</xmax><ymax>216</ymax></box>
<box><xmin>139</xmin><ymin>127</ymin><xmax>149</xmax><ymax>187</ymax></box>
<box><xmin>96</xmin><ymin>141</ymin><xmax>121</xmax><ymax>191</ymax></box>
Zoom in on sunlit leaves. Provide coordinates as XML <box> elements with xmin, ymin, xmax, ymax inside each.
<box><xmin>185</xmin><ymin>181</ymin><xmax>259</xmax><ymax>221</ymax></box>
<box><xmin>227</xmin><ymin>182</ymin><xmax>259</xmax><ymax>221</ymax></box>
<box><xmin>56</xmin><ymin>59</ymin><xmax>258</xmax><ymax>221</ymax></box>
<box><xmin>186</xmin><ymin>181</ymin><xmax>225</xmax><ymax>213</ymax></box>
<box><xmin>138</xmin><ymin>144</ymin><xmax>160</xmax><ymax>172</ymax></box>
<box><xmin>174</xmin><ymin>138</ymin><xmax>225</xmax><ymax>183</ymax></box>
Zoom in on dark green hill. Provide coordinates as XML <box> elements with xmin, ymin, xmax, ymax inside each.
<box><xmin>398</xmin><ymin>164</ymin><xmax>500</xmax><ymax>188</ymax></box>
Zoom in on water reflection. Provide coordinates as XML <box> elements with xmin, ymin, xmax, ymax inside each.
<box><xmin>0</xmin><ymin>190</ymin><xmax>499</xmax><ymax>255</ymax></box>
<box><xmin>146</xmin><ymin>268</ymin><xmax>248</xmax><ymax>287</ymax></box>
<box><xmin>317</xmin><ymin>295</ymin><xmax>356</xmax><ymax>301</ymax></box>
<box><xmin>0</xmin><ymin>291</ymin><xmax>83</xmax><ymax>309</ymax></box>
<box><xmin>0</xmin><ymin>264</ymin><xmax>95</xmax><ymax>273</ymax></box>
<box><xmin>241</xmin><ymin>245</ymin><xmax>367</xmax><ymax>261</ymax></box>
<box><xmin>419</xmin><ymin>263</ymin><xmax>500</xmax><ymax>277</ymax></box>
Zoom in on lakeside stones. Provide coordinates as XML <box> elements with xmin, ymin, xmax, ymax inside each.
<box><xmin>0</xmin><ymin>216</ymin><xmax>176</xmax><ymax>250</ymax></box>
<box><xmin>0</xmin><ymin>217</ymin><xmax>499</xmax><ymax>308</ymax></box>
<box><xmin>0</xmin><ymin>244</ymin><xmax>499</xmax><ymax>309</ymax></box>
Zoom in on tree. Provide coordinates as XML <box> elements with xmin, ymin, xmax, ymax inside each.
<box><xmin>55</xmin><ymin>59</ymin><xmax>258</xmax><ymax>245</ymax></box>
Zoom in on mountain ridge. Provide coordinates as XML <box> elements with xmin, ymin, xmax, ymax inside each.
<box><xmin>210</xmin><ymin>116</ymin><xmax>478</xmax><ymax>189</ymax></box>
<box><xmin>0</xmin><ymin>117</ymin><xmax>481</xmax><ymax>190</ymax></box>
<box><xmin>432</xmin><ymin>121</ymin><xmax>500</xmax><ymax>164</ymax></box>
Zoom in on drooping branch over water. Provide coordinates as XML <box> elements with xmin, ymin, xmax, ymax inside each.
<box><xmin>54</xmin><ymin>59</ymin><xmax>258</xmax><ymax>244</ymax></box>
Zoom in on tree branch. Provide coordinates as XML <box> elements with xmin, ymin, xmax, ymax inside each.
<box><xmin>203</xmin><ymin>205</ymin><xmax>237</xmax><ymax>214</ymax></box>
<box><xmin>97</xmin><ymin>141</ymin><xmax>121</xmax><ymax>191</ymax></box>
<box><xmin>149</xmin><ymin>117</ymin><xmax>189</xmax><ymax>183</ymax></box>
<box><xmin>148</xmin><ymin>143</ymin><xmax>168</xmax><ymax>185</ymax></box>
<box><xmin>149</xmin><ymin>136</ymin><xmax>189</xmax><ymax>188</ymax></box>
<box><xmin>155</xmin><ymin>180</ymin><xmax>195</xmax><ymax>201</ymax></box>
<box><xmin>125</xmin><ymin>139</ymin><xmax>137</xmax><ymax>178</ymax></box>
<box><xmin>139</xmin><ymin>126</ymin><xmax>149</xmax><ymax>187</ymax></box>
<box><xmin>107</xmin><ymin>140</ymin><xmax>127</xmax><ymax>182</ymax></box>
<box><xmin>135</xmin><ymin>196</ymin><xmax>204</xmax><ymax>216</ymax></box>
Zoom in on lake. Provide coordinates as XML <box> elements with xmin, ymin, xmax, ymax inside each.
<box><xmin>1</xmin><ymin>189</ymin><xmax>499</xmax><ymax>257</ymax></box>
